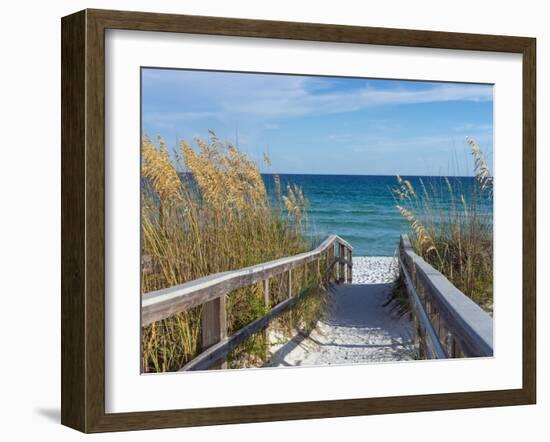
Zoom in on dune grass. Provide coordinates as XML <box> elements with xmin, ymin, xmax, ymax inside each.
<box><xmin>141</xmin><ymin>131</ymin><xmax>328</xmax><ymax>372</ymax></box>
<box><xmin>392</xmin><ymin>138</ymin><xmax>493</xmax><ymax>311</ymax></box>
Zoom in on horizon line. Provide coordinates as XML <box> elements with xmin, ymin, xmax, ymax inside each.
<box><xmin>259</xmin><ymin>172</ymin><xmax>477</xmax><ymax>178</ymax></box>
<box><xmin>175</xmin><ymin>170</ymin><xmax>478</xmax><ymax>178</ymax></box>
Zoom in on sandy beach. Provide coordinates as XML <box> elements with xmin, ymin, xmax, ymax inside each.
<box><xmin>352</xmin><ymin>256</ymin><xmax>399</xmax><ymax>284</ymax></box>
<box><xmin>268</xmin><ymin>256</ymin><xmax>416</xmax><ymax>367</ymax></box>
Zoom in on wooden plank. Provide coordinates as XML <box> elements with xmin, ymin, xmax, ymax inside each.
<box><xmin>182</xmin><ymin>296</ymin><xmax>298</xmax><ymax>371</ymax></box>
<box><xmin>399</xmin><ymin>234</ymin><xmax>493</xmax><ymax>357</ymax></box>
<box><xmin>263</xmin><ymin>278</ymin><xmax>270</xmax><ymax>356</ymax></box>
<box><xmin>522</xmin><ymin>36</ymin><xmax>537</xmax><ymax>405</ymax></box>
<box><xmin>335</xmin><ymin>249</ymin><xmax>339</xmax><ymax>281</ymax></box>
<box><xmin>327</xmin><ymin>254</ymin><xmax>353</xmax><ymax>285</ymax></box>
<box><xmin>263</xmin><ymin>278</ymin><xmax>270</xmax><ymax>308</ymax></box>
<box><xmin>331</xmin><ymin>247</ymin><xmax>336</xmax><ymax>282</ymax></box>
<box><xmin>89</xmin><ymin>9</ymin><xmax>533</xmax><ymax>55</ymax></box>
<box><xmin>287</xmin><ymin>269</ymin><xmax>292</xmax><ymax>299</ymax></box>
<box><xmin>316</xmin><ymin>257</ymin><xmax>320</xmax><ymax>281</ymax></box>
<box><xmin>399</xmin><ymin>253</ymin><xmax>447</xmax><ymax>359</ymax></box>
<box><xmin>326</xmin><ymin>249</ymin><xmax>332</xmax><ymax>283</ymax></box>
<box><xmin>347</xmin><ymin>249</ymin><xmax>353</xmax><ymax>283</ymax></box>
<box><xmin>61</xmin><ymin>11</ymin><xmax>87</xmax><ymax>432</ymax></box>
<box><xmin>400</xmin><ymin>234</ymin><xmax>413</xmax><ymax>251</ymax></box>
<box><xmin>333</xmin><ymin>236</ymin><xmax>353</xmax><ymax>251</ymax></box>
<box><xmin>287</xmin><ymin>269</ymin><xmax>294</xmax><ymax>330</ymax></box>
<box><xmin>414</xmin><ymin>262</ymin><xmax>493</xmax><ymax>357</ymax></box>
<box><xmin>201</xmin><ymin>296</ymin><xmax>227</xmax><ymax>369</ymax></box>
<box><xmin>339</xmin><ymin>244</ymin><xmax>345</xmax><ymax>283</ymax></box>
<box><xmin>332</xmin><ymin>256</ymin><xmax>352</xmax><ymax>267</ymax></box>
<box><xmin>142</xmin><ymin>234</ymin><xmax>350</xmax><ymax>325</ymax></box>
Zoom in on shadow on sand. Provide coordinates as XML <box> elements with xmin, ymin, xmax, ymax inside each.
<box><xmin>267</xmin><ymin>283</ymin><xmax>417</xmax><ymax>367</ymax></box>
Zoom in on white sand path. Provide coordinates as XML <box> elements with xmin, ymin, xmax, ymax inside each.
<box><xmin>268</xmin><ymin>257</ymin><xmax>416</xmax><ymax>367</ymax></box>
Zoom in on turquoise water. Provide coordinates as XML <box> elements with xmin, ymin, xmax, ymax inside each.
<box><xmin>263</xmin><ymin>174</ymin><xmax>492</xmax><ymax>257</ymax></box>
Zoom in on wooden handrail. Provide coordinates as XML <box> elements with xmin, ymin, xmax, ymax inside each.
<box><xmin>142</xmin><ymin>234</ymin><xmax>352</xmax><ymax>326</ymax></box>
<box><xmin>399</xmin><ymin>234</ymin><xmax>493</xmax><ymax>358</ymax></box>
<box><xmin>181</xmin><ymin>296</ymin><xmax>298</xmax><ymax>371</ymax></box>
<box><xmin>399</xmin><ymin>252</ymin><xmax>447</xmax><ymax>359</ymax></box>
<box><xmin>142</xmin><ymin>234</ymin><xmax>352</xmax><ymax>370</ymax></box>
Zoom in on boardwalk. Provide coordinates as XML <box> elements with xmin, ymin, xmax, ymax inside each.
<box><xmin>141</xmin><ymin>234</ymin><xmax>493</xmax><ymax>371</ymax></box>
<box><xmin>268</xmin><ymin>257</ymin><xmax>416</xmax><ymax>367</ymax></box>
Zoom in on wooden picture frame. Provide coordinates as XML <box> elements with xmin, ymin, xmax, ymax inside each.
<box><xmin>61</xmin><ymin>8</ymin><xmax>536</xmax><ymax>433</ymax></box>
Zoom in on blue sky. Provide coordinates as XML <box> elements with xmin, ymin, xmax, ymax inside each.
<box><xmin>142</xmin><ymin>68</ymin><xmax>493</xmax><ymax>176</ymax></box>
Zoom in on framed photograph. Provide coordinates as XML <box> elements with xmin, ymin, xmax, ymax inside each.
<box><xmin>61</xmin><ymin>9</ymin><xmax>536</xmax><ymax>433</ymax></box>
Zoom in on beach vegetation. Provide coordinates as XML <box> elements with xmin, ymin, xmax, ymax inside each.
<box><xmin>141</xmin><ymin>131</ymin><xmax>329</xmax><ymax>372</ymax></box>
<box><xmin>392</xmin><ymin>138</ymin><xmax>493</xmax><ymax>311</ymax></box>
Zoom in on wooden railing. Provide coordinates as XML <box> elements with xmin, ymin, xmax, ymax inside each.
<box><xmin>398</xmin><ymin>235</ymin><xmax>493</xmax><ymax>359</ymax></box>
<box><xmin>142</xmin><ymin>234</ymin><xmax>353</xmax><ymax>370</ymax></box>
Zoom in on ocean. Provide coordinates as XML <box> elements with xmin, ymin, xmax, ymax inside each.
<box><xmin>262</xmin><ymin>174</ymin><xmax>492</xmax><ymax>257</ymax></box>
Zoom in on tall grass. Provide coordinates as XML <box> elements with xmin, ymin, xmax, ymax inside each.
<box><xmin>392</xmin><ymin>138</ymin><xmax>493</xmax><ymax>311</ymax></box>
<box><xmin>141</xmin><ymin>131</ymin><xmax>327</xmax><ymax>372</ymax></box>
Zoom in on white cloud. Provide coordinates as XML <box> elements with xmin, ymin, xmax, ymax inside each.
<box><xmin>143</xmin><ymin>70</ymin><xmax>493</xmax><ymax>123</ymax></box>
<box><xmin>224</xmin><ymin>83</ymin><xmax>492</xmax><ymax>118</ymax></box>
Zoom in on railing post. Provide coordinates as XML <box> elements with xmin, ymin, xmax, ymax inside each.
<box><xmin>287</xmin><ymin>268</ymin><xmax>292</xmax><ymax>299</ymax></box>
<box><xmin>263</xmin><ymin>278</ymin><xmax>270</xmax><ymax>358</ymax></box>
<box><xmin>287</xmin><ymin>269</ymin><xmax>293</xmax><ymax>331</ymax></box>
<box><xmin>411</xmin><ymin>259</ymin><xmax>418</xmax><ymax>292</ymax></box>
<box><xmin>325</xmin><ymin>249</ymin><xmax>331</xmax><ymax>283</ymax></box>
<box><xmin>316</xmin><ymin>257</ymin><xmax>321</xmax><ymax>284</ymax></box>
<box><xmin>445</xmin><ymin>330</ymin><xmax>454</xmax><ymax>357</ymax></box>
<box><xmin>331</xmin><ymin>246</ymin><xmax>336</xmax><ymax>282</ymax></box>
<box><xmin>339</xmin><ymin>243</ymin><xmax>345</xmax><ymax>283</ymax></box>
<box><xmin>347</xmin><ymin>248</ymin><xmax>353</xmax><ymax>283</ymax></box>
<box><xmin>264</xmin><ymin>278</ymin><xmax>270</xmax><ymax>307</ymax></box>
<box><xmin>335</xmin><ymin>246</ymin><xmax>339</xmax><ymax>282</ymax></box>
<box><xmin>201</xmin><ymin>295</ymin><xmax>227</xmax><ymax>369</ymax></box>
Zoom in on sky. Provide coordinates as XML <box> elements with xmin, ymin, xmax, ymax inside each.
<box><xmin>141</xmin><ymin>68</ymin><xmax>493</xmax><ymax>176</ymax></box>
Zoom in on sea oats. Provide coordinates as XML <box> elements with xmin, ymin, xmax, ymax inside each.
<box><xmin>393</xmin><ymin>139</ymin><xmax>493</xmax><ymax>310</ymax></box>
<box><xmin>142</xmin><ymin>130</ymin><xmax>311</xmax><ymax>372</ymax></box>
<box><xmin>142</xmin><ymin>134</ymin><xmax>183</xmax><ymax>202</ymax></box>
<box><xmin>468</xmin><ymin>137</ymin><xmax>493</xmax><ymax>192</ymax></box>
